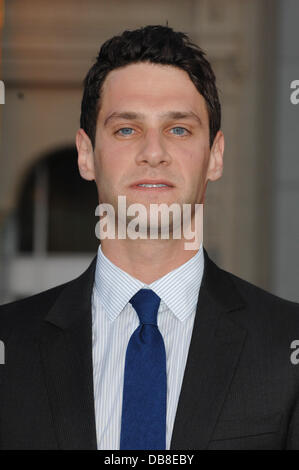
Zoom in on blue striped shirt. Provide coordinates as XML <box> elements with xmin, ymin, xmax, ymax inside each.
<box><xmin>91</xmin><ymin>242</ymin><xmax>204</xmax><ymax>449</ymax></box>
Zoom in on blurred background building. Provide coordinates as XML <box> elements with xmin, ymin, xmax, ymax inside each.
<box><xmin>0</xmin><ymin>0</ymin><xmax>298</xmax><ymax>303</ymax></box>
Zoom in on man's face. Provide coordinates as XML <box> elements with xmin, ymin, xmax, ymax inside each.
<box><xmin>78</xmin><ymin>62</ymin><xmax>223</xmax><ymax>227</ymax></box>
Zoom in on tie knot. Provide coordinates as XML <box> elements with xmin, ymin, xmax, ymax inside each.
<box><xmin>129</xmin><ymin>289</ymin><xmax>161</xmax><ymax>325</ymax></box>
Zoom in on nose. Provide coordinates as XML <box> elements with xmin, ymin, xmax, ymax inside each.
<box><xmin>135</xmin><ymin>128</ymin><xmax>171</xmax><ymax>167</ymax></box>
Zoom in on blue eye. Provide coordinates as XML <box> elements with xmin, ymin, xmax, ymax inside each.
<box><xmin>117</xmin><ymin>127</ymin><xmax>134</xmax><ymax>136</ymax></box>
<box><xmin>170</xmin><ymin>127</ymin><xmax>188</xmax><ymax>136</ymax></box>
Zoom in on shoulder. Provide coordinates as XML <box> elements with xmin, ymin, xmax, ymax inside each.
<box><xmin>0</xmin><ymin>254</ymin><xmax>97</xmax><ymax>340</ymax></box>
<box><xmin>0</xmin><ymin>280</ymin><xmax>73</xmax><ymax>340</ymax></box>
<box><xmin>221</xmin><ymin>267</ymin><xmax>299</xmax><ymax>333</ymax></box>
<box><xmin>226</xmin><ymin>268</ymin><xmax>299</xmax><ymax>310</ymax></box>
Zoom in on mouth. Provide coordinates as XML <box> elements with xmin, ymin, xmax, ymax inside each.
<box><xmin>130</xmin><ymin>180</ymin><xmax>174</xmax><ymax>191</ymax></box>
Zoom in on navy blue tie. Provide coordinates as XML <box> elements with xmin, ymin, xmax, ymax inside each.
<box><xmin>120</xmin><ymin>288</ymin><xmax>167</xmax><ymax>450</ymax></box>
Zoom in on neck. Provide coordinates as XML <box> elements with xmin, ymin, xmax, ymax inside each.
<box><xmin>100</xmin><ymin>238</ymin><xmax>200</xmax><ymax>284</ymax></box>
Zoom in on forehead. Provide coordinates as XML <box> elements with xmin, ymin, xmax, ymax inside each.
<box><xmin>99</xmin><ymin>62</ymin><xmax>208</xmax><ymax>119</ymax></box>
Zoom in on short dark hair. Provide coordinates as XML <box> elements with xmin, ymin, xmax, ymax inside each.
<box><xmin>80</xmin><ymin>25</ymin><xmax>221</xmax><ymax>148</ymax></box>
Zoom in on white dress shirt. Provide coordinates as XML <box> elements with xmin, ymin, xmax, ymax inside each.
<box><xmin>91</xmin><ymin>242</ymin><xmax>204</xmax><ymax>449</ymax></box>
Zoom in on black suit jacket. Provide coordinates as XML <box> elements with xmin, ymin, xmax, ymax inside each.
<box><xmin>1</xmin><ymin>246</ymin><xmax>299</xmax><ymax>450</ymax></box>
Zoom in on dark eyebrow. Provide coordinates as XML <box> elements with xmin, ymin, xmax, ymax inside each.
<box><xmin>104</xmin><ymin>112</ymin><xmax>144</xmax><ymax>127</ymax></box>
<box><xmin>159</xmin><ymin>111</ymin><xmax>202</xmax><ymax>126</ymax></box>
<box><xmin>103</xmin><ymin>110</ymin><xmax>202</xmax><ymax>127</ymax></box>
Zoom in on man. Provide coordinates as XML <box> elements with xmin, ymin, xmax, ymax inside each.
<box><xmin>1</xmin><ymin>25</ymin><xmax>299</xmax><ymax>450</ymax></box>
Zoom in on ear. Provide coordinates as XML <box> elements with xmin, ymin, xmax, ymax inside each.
<box><xmin>76</xmin><ymin>128</ymin><xmax>96</xmax><ymax>181</ymax></box>
<box><xmin>206</xmin><ymin>130</ymin><xmax>224</xmax><ymax>182</ymax></box>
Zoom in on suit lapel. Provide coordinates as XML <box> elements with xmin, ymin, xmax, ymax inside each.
<box><xmin>39</xmin><ymin>255</ymin><xmax>98</xmax><ymax>450</ymax></box>
<box><xmin>170</xmin><ymin>248</ymin><xmax>247</xmax><ymax>449</ymax></box>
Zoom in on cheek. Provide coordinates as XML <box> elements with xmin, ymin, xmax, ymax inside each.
<box><xmin>188</xmin><ymin>141</ymin><xmax>210</xmax><ymax>172</ymax></box>
<box><xmin>97</xmin><ymin>133</ymin><xmax>130</xmax><ymax>166</ymax></box>
<box><xmin>95</xmin><ymin>140</ymin><xmax>119</xmax><ymax>176</ymax></box>
<box><xmin>180</xmin><ymin>150</ymin><xmax>205</xmax><ymax>176</ymax></box>
<box><xmin>96</xmin><ymin>152</ymin><xmax>129</xmax><ymax>198</ymax></box>
<box><xmin>178</xmin><ymin>150</ymin><xmax>209</xmax><ymax>198</ymax></box>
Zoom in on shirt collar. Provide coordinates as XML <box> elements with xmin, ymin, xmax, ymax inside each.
<box><xmin>94</xmin><ymin>242</ymin><xmax>204</xmax><ymax>322</ymax></box>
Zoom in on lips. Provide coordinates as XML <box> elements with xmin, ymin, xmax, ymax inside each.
<box><xmin>130</xmin><ymin>179</ymin><xmax>174</xmax><ymax>188</ymax></box>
